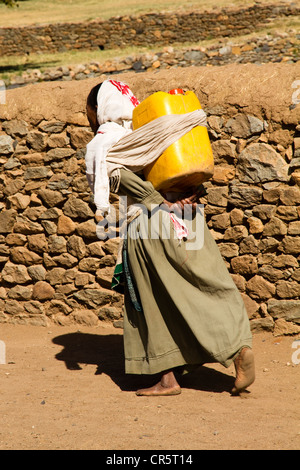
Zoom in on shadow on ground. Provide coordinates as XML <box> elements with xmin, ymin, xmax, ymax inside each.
<box><xmin>0</xmin><ymin>60</ymin><xmax>58</xmax><ymax>74</ymax></box>
<box><xmin>52</xmin><ymin>332</ymin><xmax>235</xmax><ymax>394</ymax></box>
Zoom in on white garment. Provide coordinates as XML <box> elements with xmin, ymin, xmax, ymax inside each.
<box><xmin>96</xmin><ymin>79</ymin><xmax>139</xmax><ymax>126</ymax></box>
<box><xmin>85</xmin><ymin>122</ymin><xmax>132</xmax><ymax>213</ymax></box>
<box><xmin>85</xmin><ymin>79</ymin><xmax>139</xmax><ymax>213</ymax></box>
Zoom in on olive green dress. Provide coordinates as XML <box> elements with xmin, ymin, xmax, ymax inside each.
<box><xmin>116</xmin><ymin>169</ymin><xmax>252</xmax><ymax>376</ymax></box>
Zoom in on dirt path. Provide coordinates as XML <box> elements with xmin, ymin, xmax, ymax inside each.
<box><xmin>0</xmin><ymin>323</ymin><xmax>299</xmax><ymax>451</ymax></box>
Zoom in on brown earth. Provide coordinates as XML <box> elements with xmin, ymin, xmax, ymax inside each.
<box><xmin>2</xmin><ymin>63</ymin><xmax>300</xmax><ymax>126</ymax></box>
<box><xmin>0</xmin><ymin>323</ymin><xmax>299</xmax><ymax>450</ymax></box>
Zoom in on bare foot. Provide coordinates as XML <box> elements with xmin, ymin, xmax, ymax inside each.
<box><xmin>231</xmin><ymin>347</ymin><xmax>255</xmax><ymax>395</ymax></box>
<box><xmin>136</xmin><ymin>371</ymin><xmax>181</xmax><ymax>397</ymax></box>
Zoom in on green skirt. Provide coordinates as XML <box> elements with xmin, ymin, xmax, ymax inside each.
<box><xmin>121</xmin><ymin>207</ymin><xmax>252</xmax><ymax>375</ymax></box>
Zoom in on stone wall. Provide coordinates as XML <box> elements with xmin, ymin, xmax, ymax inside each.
<box><xmin>0</xmin><ymin>2</ymin><xmax>299</xmax><ymax>56</ymax></box>
<box><xmin>5</xmin><ymin>30</ymin><xmax>300</xmax><ymax>89</ymax></box>
<box><xmin>0</xmin><ymin>63</ymin><xmax>299</xmax><ymax>335</ymax></box>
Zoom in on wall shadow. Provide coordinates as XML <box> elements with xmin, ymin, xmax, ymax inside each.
<box><xmin>0</xmin><ymin>61</ymin><xmax>58</xmax><ymax>74</ymax></box>
<box><xmin>52</xmin><ymin>332</ymin><xmax>235</xmax><ymax>394</ymax></box>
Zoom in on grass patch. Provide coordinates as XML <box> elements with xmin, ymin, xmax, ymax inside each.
<box><xmin>0</xmin><ymin>0</ymin><xmax>296</xmax><ymax>27</ymax></box>
<box><xmin>0</xmin><ymin>45</ymin><xmax>155</xmax><ymax>73</ymax></box>
<box><xmin>0</xmin><ymin>43</ymin><xmax>184</xmax><ymax>82</ymax></box>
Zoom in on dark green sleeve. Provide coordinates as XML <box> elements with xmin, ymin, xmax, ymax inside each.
<box><xmin>118</xmin><ymin>169</ymin><xmax>164</xmax><ymax>211</ymax></box>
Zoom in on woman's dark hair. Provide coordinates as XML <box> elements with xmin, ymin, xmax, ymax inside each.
<box><xmin>86</xmin><ymin>82</ymin><xmax>103</xmax><ymax>111</ymax></box>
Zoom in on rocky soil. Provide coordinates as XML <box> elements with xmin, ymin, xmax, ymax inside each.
<box><xmin>5</xmin><ymin>30</ymin><xmax>300</xmax><ymax>88</ymax></box>
<box><xmin>0</xmin><ymin>323</ymin><xmax>299</xmax><ymax>450</ymax></box>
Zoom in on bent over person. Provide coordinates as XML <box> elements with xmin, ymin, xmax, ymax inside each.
<box><xmin>85</xmin><ymin>79</ymin><xmax>255</xmax><ymax>397</ymax></box>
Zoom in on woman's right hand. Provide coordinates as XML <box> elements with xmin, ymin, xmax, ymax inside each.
<box><xmin>162</xmin><ymin>194</ymin><xmax>198</xmax><ymax>216</ymax></box>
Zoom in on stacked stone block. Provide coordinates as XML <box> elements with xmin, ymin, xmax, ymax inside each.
<box><xmin>0</xmin><ymin>3</ymin><xmax>299</xmax><ymax>57</ymax></box>
<box><xmin>0</xmin><ymin>74</ymin><xmax>299</xmax><ymax>335</ymax></box>
<box><xmin>0</xmin><ymin>120</ymin><xmax>123</xmax><ymax>327</ymax></box>
<box><xmin>203</xmin><ymin>109</ymin><xmax>300</xmax><ymax>336</ymax></box>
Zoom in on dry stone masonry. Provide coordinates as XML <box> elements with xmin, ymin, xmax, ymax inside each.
<box><xmin>4</xmin><ymin>30</ymin><xmax>300</xmax><ymax>89</ymax></box>
<box><xmin>0</xmin><ymin>63</ymin><xmax>299</xmax><ymax>335</ymax></box>
<box><xmin>0</xmin><ymin>2</ymin><xmax>299</xmax><ymax>57</ymax></box>
<box><xmin>0</xmin><ymin>117</ymin><xmax>123</xmax><ymax>327</ymax></box>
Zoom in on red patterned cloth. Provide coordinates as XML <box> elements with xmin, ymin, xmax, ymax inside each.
<box><xmin>109</xmin><ymin>79</ymin><xmax>140</xmax><ymax>108</ymax></box>
<box><xmin>169</xmin><ymin>213</ymin><xmax>189</xmax><ymax>240</ymax></box>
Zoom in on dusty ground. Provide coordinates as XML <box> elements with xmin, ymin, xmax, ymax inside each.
<box><xmin>0</xmin><ymin>323</ymin><xmax>299</xmax><ymax>451</ymax></box>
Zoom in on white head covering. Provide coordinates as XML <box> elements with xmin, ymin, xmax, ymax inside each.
<box><xmin>96</xmin><ymin>79</ymin><xmax>139</xmax><ymax>127</ymax></box>
<box><xmin>85</xmin><ymin>79</ymin><xmax>140</xmax><ymax>214</ymax></box>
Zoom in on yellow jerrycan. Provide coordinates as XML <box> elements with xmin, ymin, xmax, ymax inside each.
<box><xmin>132</xmin><ymin>88</ymin><xmax>214</xmax><ymax>192</ymax></box>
